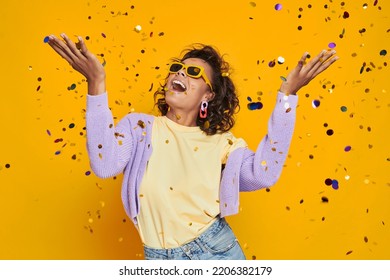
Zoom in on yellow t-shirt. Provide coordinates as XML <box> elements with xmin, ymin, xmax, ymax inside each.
<box><xmin>136</xmin><ymin>116</ymin><xmax>247</xmax><ymax>249</ymax></box>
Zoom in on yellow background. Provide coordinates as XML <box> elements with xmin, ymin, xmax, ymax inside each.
<box><xmin>0</xmin><ymin>0</ymin><xmax>389</xmax><ymax>259</ymax></box>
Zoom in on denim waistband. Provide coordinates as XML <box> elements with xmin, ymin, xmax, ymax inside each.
<box><xmin>143</xmin><ymin>217</ymin><xmax>227</xmax><ymax>254</ymax></box>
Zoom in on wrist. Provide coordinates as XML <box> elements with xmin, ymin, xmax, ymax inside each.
<box><xmin>88</xmin><ymin>77</ymin><xmax>106</xmax><ymax>96</ymax></box>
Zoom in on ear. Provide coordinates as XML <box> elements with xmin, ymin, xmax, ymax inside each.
<box><xmin>205</xmin><ymin>91</ymin><xmax>215</xmax><ymax>101</ymax></box>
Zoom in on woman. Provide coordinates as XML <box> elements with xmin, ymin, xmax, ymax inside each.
<box><xmin>46</xmin><ymin>33</ymin><xmax>338</xmax><ymax>260</ymax></box>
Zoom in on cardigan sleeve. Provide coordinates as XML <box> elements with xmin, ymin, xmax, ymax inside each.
<box><xmin>239</xmin><ymin>91</ymin><xmax>298</xmax><ymax>191</ymax></box>
<box><xmin>86</xmin><ymin>93</ymin><xmax>135</xmax><ymax>178</ymax></box>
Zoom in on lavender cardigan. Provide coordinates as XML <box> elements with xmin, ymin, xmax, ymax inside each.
<box><xmin>86</xmin><ymin>92</ymin><xmax>297</xmax><ymax>225</ymax></box>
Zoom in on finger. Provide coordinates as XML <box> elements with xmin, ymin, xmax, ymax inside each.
<box><xmin>47</xmin><ymin>35</ymin><xmax>74</xmax><ymax>63</ymax></box>
<box><xmin>60</xmin><ymin>33</ymin><xmax>85</xmax><ymax>60</ymax></box>
<box><xmin>296</xmin><ymin>52</ymin><xmax>309</xmax><ymax>70</ymax></box>
<box><xmin>76</xmin><ymin>36</ymin><xmax>94</xmax><ymax>60</ymax></box>
<box><xmin>307</xmin><ymin>50</ymin><xmax>336</xmax><ymax>77</ymax></box>
<box><xmin>311</xmin><ymin>55</ymin><xmax>339</xmax><ymax>78</ymax></box>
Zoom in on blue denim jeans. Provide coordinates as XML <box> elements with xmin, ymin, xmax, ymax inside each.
<box><xmin>143</xmin><ymin>218</ymin><xmax>246</xmax><ymax>260</ymax></box>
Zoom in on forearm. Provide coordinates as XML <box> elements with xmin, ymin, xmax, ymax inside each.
<box><xmin>86</xmin><ymin>93</ymin><xmax>132</xmax><ymax>178</ymax></box>
<box><xmin>240</xmin><ymin>92</ymin><xmax>298</xmax><ymax>191</ymax></box>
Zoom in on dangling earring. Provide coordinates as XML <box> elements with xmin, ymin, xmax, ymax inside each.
<box><xmin>199</xmin><ymin>100</ymin><xmax>208</xmax><ymax>118</ymax></box>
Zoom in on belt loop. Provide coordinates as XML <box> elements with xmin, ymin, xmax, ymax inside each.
<box><xmin>194</xmin><ymin>238</ymin><xmax>208</xmax><ymax>253</ymax></box>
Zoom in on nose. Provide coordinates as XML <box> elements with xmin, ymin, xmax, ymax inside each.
<box><xmin>176</xmin><ymin>69</ymin><xmax>187</xmax><ymax>77</ymax></box>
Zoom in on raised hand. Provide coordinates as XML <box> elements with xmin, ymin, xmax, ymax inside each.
<box><xmin>46</xmin><ymin>33</ymin><xmax>106</xmax><ymax>95</ymax></box>
<box><xmin>280</xmin><ymin>49</ymin><xmax>339</xmax><ymax>95</ymax></box>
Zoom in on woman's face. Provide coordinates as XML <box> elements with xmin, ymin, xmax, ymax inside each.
<box><xmin>165</xmin><ymin>58</ymin><xmax>214</xmax><ymax>114</ymax></box>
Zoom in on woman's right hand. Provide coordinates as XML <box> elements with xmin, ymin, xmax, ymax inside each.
<box><xmin>47</xmin><ymin>33</ymin><xmax>106</xmax><ymax>95</ymax></box>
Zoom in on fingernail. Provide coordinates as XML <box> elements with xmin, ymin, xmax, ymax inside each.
<box><xmin>78</xmin><ymin>36</ymin><xmax>83</xmax><ymax>42</ymax></box>
<box><xmin>60</xmin><ymin>33</ymin><xmax>66</xmax><ymax>39</ymax></box>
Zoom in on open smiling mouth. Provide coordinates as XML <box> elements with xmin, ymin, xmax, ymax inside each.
<box><xmin>171</xmin><ymin>80</ymin><xmax>187</xmax><ymax>92</ymax></box>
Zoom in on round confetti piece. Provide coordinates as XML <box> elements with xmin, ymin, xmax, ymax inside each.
<box><xmin>134</xmin><ymin>25</ymin><xmax>142</xmax><ymax>32</ymax></box>
<box><xmin>249</xmin><ymin>2</ymin><xmax>256</xmax><ymax>7</ymax></box>
<box><xmin>312</xmin><ymin>99</ymin><xmax>320</xmax><ymax>108</ymax></box>
<box><xmin>55</xmin><ymin>151</ymin><xmax>61</xmax><ymax>155</ymax></box>
<box><xmin>345</xmin><ymin>175</ymin><xmax>350</xmax><ymax>180</ymax></box>
<box><xmin>325</xmin><ymin>178</ymin><xmax>333</xmax><ymax>186</ymax></box>
<box><xmin>277</xmin><ymin>56</ymin><xmax>285</xmax><ymax>64</ymax></box>
<box><xmin>343</xmin><ymin>11</ymin><xmax>350</xmax><ymax>19</ymax></box>
<box><xmin>247</xmin><ymin>96</ymin><xmax>252</xmax><ymax>102</ymax></box>
<box><xmin>380</xmin><ymin>49</ymin><xmax>387</xmax><ymax>56</ymax></box>
<box><xmin>344</xmin><ymin>145</ymin><xmax>352</xmax><ymax>152</ymax></box>
<box><xmin>275</xmin><ymin>3</ymin><xmax>282</xmax><ymax>10</ymax></box>
<box><xmin>280</xmin><ymin>76</ymin><xmax>287</xmax><ymax>82</ymax></box>
<box><xmin>340</xmin><ymin>106</ymin><xmax>348</xmax><ymax>112</ymax></box>
<box><xmin>332</xmin><ymin>179</ymin><xmax>339</xmax><ymax>190</ymax></box>
<box><xmin>328</xmin><ymin>42</ymin><xmax>336</xmax><ymax>48</ymax></box>
<box><xmin>268</xmin><ymin>60</ymin><xmax>276</xmax><ymax>67</ymax></box>
<box><xmin>247</xmin><ymin>102</ymin><xmax>263</xmax><ymax>110</ymax></box>
<box><xmin>5</xmin><ymin>163</ymin><xmax>11</xmax><ymax>169</ymax></box>
<box><xmin>43</xmin><ymin>36</ymin><xmax>50</xmax><ymax>43</ymax></box>
<box><xmin>68</xmin><ymin>83</ymin><xmax>76</xmax><ymax>90</ymax></box>
<box><xmin>326</xmin><ymin>129</ymin><xmax>334</xmax><ymax>136</ymax></box>
<box><xmin>363</xmin><ymin>3</ymin><xmax>368</xmax><ymax>9</ymax></box>
<box><xmin>85</xmin><ymin>171</ymin><xmax>91</xmax><ymax>176</ymax></box>
<box><xmin>69</xmin><ymin>123</ymin><xmax>75</xmax><ymax>129</ymax></box>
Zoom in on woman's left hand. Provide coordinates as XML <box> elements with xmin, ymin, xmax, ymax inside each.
<box><xmin>280</xmin><ymin>49</ymin><xmax>339</xmax><ymax>95</ymax></box>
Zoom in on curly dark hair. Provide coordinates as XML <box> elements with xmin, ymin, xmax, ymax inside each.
<box><xmin>153</xmin><ymin>44</ymin><xmax>240</xmax><ymax>135</ymax></box>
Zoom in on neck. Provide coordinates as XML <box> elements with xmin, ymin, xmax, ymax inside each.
<box><xmin>166</xmin><ymin>109</ymin><xmax>198</xmax><ymax>126</ymax></box>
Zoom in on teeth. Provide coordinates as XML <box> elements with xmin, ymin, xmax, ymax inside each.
<box><xmin>172</xmin><ymin>80</ymin><xmax>186</xmax><ymax>90</ymax></box>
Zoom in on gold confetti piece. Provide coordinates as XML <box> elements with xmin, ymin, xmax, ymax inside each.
<box><xmin>88</xmin><ymin>218</ymin><xmax>93</xmax><ymax>223</ymax></box>
<box><xmin>286</xmin><ymin>107</ymin><xmax>292</xmax><ymax>113</ymax></box>
<box><xmin>165</xmin><ymin>139</ymin><xmax>169</xmax><ymax>144</ymax></box>
<box><xmin>118</xmin><ymin>140</ymin><xmax>123</xmax><ymax>145</ymax></box>
<box><xmin>137</xmin><ymin>120</ymin><xmax>145</xmax><ymax>128</ymax></box>
<box><xmin>194</xmin><ymin>146</ymin><xmax>199</xmax><ymax>151</ymax></box>
<box><xmin>346</xmin><ymin>250</ymin><xmax>353</xmax><ymax>255</ymax></box>
<box><xmin>175</xmin><ymin>114</ymin><xmax>181</xmax><ymax>120</ymax></box>
<box><xmin>261</xmin><ymin>160</ymin><xmax>267</xmax><ymax>166</ymax></box>
<box><xmin>189</xmin><ymin>222</ymin><xmax>193</xmax><ymax>226</ymax></box>
<box><xmin>228</xmin><ymin>139</ymin><xmax>233</xmax><ymax>145</ymax></box>
<box><xmin>364</xmin><ymin>236</ymin><xmax>368</xmax><ymax>243</ymax></box>
<box><xmin>139</xmin><ymin>194</ymin><xmax>144</xmax><ymax>197</ymax></box>
<box><xmin>204</xmin><ymin>120</ymin><xmax>210</xmax><ymax>129</ymax></box>
<box><xmin>169</xmin><ymin>187</ymin><xmax>173</xmax><ymax>190</ymax></box>
<box><xmin>98</xmin><ymin>153</ymin><xmax>103</xmax><ymax>159</ymax></box>
<box><xmin>134</xmin><ymin>25</ymin><xmax>142</xmax><ymax>32</ymax></box>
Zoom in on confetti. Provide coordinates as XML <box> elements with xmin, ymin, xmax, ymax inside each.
<box><xmin>247</xmin><ymin>102</ymin><xmax>263</xmax><ymax>110</ymax></box>
<box><xmin>277</xmin><ymin>56</ymin><xmax>285</xmax><ymax>64</ymax></box>
<box><xmin>85</xmin><ymin>171</ymin><xmax>91</xmax><ymax>176</ymax></box>
<box><xmin>321</xmin><ymin>196</ymin><xmax>329</xmax><ymax>203</ymax></box>
<box><xmin>326</xmin><ymin>129</ymin><xmax>334</xmax><ymax>136</ymax></box>
<box><xmin>332</xmin><ymin>179</ymin><xmax>339</xmax><ymax>190</ymax></box>
<box><xmin>249</xmin><ymin>2</ymin><xmax>256</xmax><ymax>7</ymax></box>
<box><xmin>68</xmin><ymin>83</ymin><xmax>76</xmax><ymax>90</ymax></box>
<box><xmin>380</xmin><ymin>50</ymin><xmax>387</xmax><ymax>56</ymax></box>
<box><xmin>5</xmin><ymin>163</ymin><xmax>11</xmax><ymax>168</ymax></box>
<box><xmin>275</xmin><ymin>3</ymin><xmax>282</xmax><ymax>11</ymax></box>
<box><xmin>328</xmin><ymin>42</ymin><xmax>336</xmax><ymax>49</ymax></box>
<box><xmin>340</xmin><ymin>106</ymin><xmax>348</xmax><ymax>112</ymax></box>
<box><xmin>43</xmin><ymin>36</ymin><xmax>50</xmax><ymax>43</ymax></box>
<box><xmin>344</xmin><ymin>146</ymin><xmax>352</xmax><ymax>152</ymax></box>
<box><xmin>312</xmin><ymin>99</ymin><xmax>320</xmax><ymax>108</ymax></box>
<box><xmin>134</xmin><ymin>25</ymin><xmax>142</xmax><ymax>32</ymax></box>
<box><xmin>343</xmin><ymin>11</ymin><xmax>350</xmax><ymax>19</ymax></box>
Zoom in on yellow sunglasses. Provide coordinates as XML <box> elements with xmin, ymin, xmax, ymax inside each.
<box><xmin>169</xmin><ymin>62</ymin><xmax>213</xmax><ymax>92</ymax></box>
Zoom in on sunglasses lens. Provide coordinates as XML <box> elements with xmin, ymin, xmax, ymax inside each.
<box><xmin>187</xmin><ymin>66</ymin><xmax>201</xmax><ymax>77</ymax></box>
<box><xmin>170</xmin><ymin>63</ymin><xmax>183</xmax><ymax>72</ymax></box>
